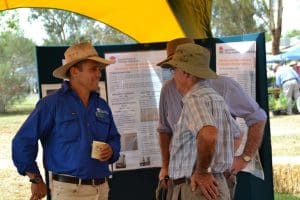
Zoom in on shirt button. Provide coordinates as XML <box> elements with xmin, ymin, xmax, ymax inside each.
<box><xmin>87</xmin><ymin>123</ymin><xmax>90</xmax><ymax>127</ymax></box>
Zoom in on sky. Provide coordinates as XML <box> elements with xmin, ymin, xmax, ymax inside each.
<box><xmin>18</xmin><ymin>9</ymin><xmax>47</xmax><ymax>45</ymax></box>
<box><xmin>281</xmin><ymin>0</ymin><xmax>300</xmax><ymax>33</ymax></box>
<box><xmin>14</xmin><ymin>0</ymin><xmax>300</xmax><ymax>45</ymax></box>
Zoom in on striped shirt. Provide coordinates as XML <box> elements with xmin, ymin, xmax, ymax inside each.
<box><xmin>157</xmin><ymin>77</ymin><xmax>266</xmax><ymax>134</ymax></box>
<box><xmin>168</xmin><ymin>81</ymin><xmax>241</xmax><ymax>179</ymax></box>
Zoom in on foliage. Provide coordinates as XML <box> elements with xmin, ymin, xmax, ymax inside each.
<box><xmin>284</xmin><ymin>30</ymin><xmax>300</xmax><ymax>38</ymax></box>
<box><xmin>29</xmin><ymin>8</ymin><xmax>136</xmax><ymax>45</ymax></box>
<box><xmin>211</xmin><ymin>0</ymin><xmax>283</xmax><ymax>54</ymax></box>
<box><xmin>0</xmin><ymin>10</ymin><xmax>20</xmax><ymax>32</ymax></box>
<box><xmin>268</xmin><ymin>91</ymin><xmax>287</xmax><ymax>111</ymax></box>
<box><xmin>267</xmin><ymin>76</ymin><xmax>276</xmax><ymax>87</ymax></box>
<box><xmin>0</xmin><ymin>32</ymin><xmax>35</xmax><ymax>112</ymax></box>
<box><xmin>265</xmin><ymin>32</ymin><xmax>272</xmax><ymax>42</ymax></box>
<box><xmin>211</xmin><ymin>0</ymin><xmax>267</xmax><ymax>37</ymax></box>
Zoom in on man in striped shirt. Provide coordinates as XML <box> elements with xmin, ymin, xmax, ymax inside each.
<box><xmin>160</xmin><ymin>43</ymin><xmax>241</xmax><ymax>200</ymax></box>
<box><xmin>156</xmin><ymin>38</ymin><xmax>267</xmax><ymax>200</ymax></box>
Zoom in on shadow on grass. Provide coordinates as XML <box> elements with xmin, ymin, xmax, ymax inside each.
<box><xmin>0</xmin><ymin>94</ymin><xmax>38</xmax><ymax>116</ymax></box>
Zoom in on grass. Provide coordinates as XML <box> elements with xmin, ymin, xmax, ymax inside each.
<box><xmin>272</xmin><ymin>135</ymin><xmax>300</xmax><ymax>156</ymax></box>
<box><xmin>1</xmin><ymin>94</ymin><xmax>300</xmax><ymax>199</ymax></box>
<box><xmin>0</xmin><ymin>168</ymin><xmax>30</xmax><ymax>200</ymax></box>
<box><xmin>4</xmin><ymin>94</ymin><xmax>38</xmax><ymax>114</ymax></box>
<box><xmin>0</xmin><ymin>94</ymin><xmax>38</xmax><ymax>200</ymax></box>
<box><xmin>275</xmin><ymin>193</ymin><xmax>300</xmax><ymax>200</ymax></box>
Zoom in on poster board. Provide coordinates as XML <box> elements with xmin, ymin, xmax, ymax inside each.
<box><xmin>215</xmin><ymin>41</ymin><xmax>264</xmax><ymax>180</ymax></box>
<box><xmin>105</xmin><ymin>50</ymin><xmax>171</xmax><ymax>171</ymax></box>
<box><xmin>36</xmin><ymin>33</ymin><xmax>273</xmax><ymax>200</ymax></box>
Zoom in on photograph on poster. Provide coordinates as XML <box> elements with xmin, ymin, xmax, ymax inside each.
<box><xmin>115</xmin><ymin>154</ymin><xmax>127</xmax><ymax>169</ymax></box>
<box><xmin>41</xmin><ymin>83</ymin><xmax>61</xmax><ymax>97</ymax></box>
<box><xmin>121</xmin><ymin>132</ymin><xmax>138</xmax><ymax>151</ymax></box>
<box><xmin>41</xmin><ymin>82</ymin><xmax>107</xmax><ymax>99</ymax></box>
<box><xmin>139</xmin><ymin>156</ymin><xmax>151</xmax><ymax>166</ymax></box>
<box><xmin>140</xmin><ymin>107</ymin><xmax>158</xmax><ymax>122</ymax></box>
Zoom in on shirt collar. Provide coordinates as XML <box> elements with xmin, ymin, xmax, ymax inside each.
<box><xmin>61</xmin><ymin>80</ymin><xmax>100</xmax><ymax>97</ymax></box>
<box><xmin>182</xmin><ymin>80</ymin><xmax>209</xmax><ymax>102</ymax></box>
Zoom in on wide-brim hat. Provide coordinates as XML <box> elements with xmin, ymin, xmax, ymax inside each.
<box><xmin>53</xmin><ymin>42</ymin><xmax>115</xmax><ymax>79</ymax></box>
<box><xmin>289</xmin><ymin>60</ymin><xmax>298</xmax><ymax>66</ymax></box>
<box><xmin>162</xmin><ymin>43</ymin><xmax>217</xmax><ymax>79</ymax></box>
<box><xmin>157</xmin><ymin>37</ymin><xmax>195</xmax><ymax>66</ymax></box>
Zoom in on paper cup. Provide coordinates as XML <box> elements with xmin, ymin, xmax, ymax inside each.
<box><xmin>91</xmin><ymin>141</ymin><xmax>106</xmax><ymax>160</ymax></box>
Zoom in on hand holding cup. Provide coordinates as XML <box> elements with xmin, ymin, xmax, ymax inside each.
<box><xmin>91</xmin><ymin>141</ymin><xmax>113</xmax><ymax>161</ymax></box>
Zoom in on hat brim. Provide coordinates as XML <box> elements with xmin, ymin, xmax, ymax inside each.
<box><xmin>163</xmin><ymin>60</ymin><xmax>217</xmax><ymax>79</ymax></box>
<box><xmin>53</xmin><ymin>56</ymin><xmax>115</xmax><ymax>79</ymax></box>
<box><xmin>156</xmin><ymin>56</ymin><xmax>172</xmax><ymax>67</ymax></box>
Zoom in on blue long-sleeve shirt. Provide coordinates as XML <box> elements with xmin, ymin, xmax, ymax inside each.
<box><xmin>275</xmin><ymin>65</ymin><xmax>300</xmax><ymax>87</ymax></box>
<box><xmin>12</xmin><ymin>81</ymin><xmax>121</xmax><ymax>179</ymax></box>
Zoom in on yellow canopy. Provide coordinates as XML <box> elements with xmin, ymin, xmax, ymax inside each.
<box><xmin>0</xmin><ymin>0</ymin><xmax>212</xmax><ymax>43</ymax></box>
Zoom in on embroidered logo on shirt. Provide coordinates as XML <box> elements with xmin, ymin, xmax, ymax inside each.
<box><xmin>95</xmin><ymin>108</ymin><xmax>109</xmax><ymax>119</ymax></box>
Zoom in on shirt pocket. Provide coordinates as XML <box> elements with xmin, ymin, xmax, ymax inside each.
<box><xmin>91</xmin><ymin>117</ymin><xmax>111</xmax><ymax>141</ymax></box>
<box><xmin>56</xmin><ymin>115</ymin><xmax>80</xmax><ymax>142</ymax></box>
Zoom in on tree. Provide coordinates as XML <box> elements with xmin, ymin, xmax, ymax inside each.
<box><xmin>212</xmin><ymin>0</ymin><xmax>283</xmax><ymax>55</ymax></box>
<box><xmin>29</xmin><ymin>8</ymin><xmax>136</xmax><ymax>45</ymax></box>
<box><xmin>265</xmin><ymin>0</ymin><xmax>283</xmax><ymax>55</ymax></box>
<box><xmin>0</xmin><ymin>10</ymin><xmax>19</xmax><ymax>32</ymax></box>
<box><xmin>0</xmin><ymin>32</ymin><xmax>35</xmax><ymax>112</ymax></box>
<box><xmin>212</xmin><ymin>0</ymin><xmax>267</xmax><ymax>37</ymax></box>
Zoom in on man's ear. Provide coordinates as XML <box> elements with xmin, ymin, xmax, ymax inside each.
<box><xmin>70</xmin><ymin>66</ymin><xmax>79</xmax><ymax>77</ymax></box>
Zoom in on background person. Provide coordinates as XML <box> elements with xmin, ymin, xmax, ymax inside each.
<box><xmin>157</xmin><ymin>38</ymin><xmax>267</xmax><ymax>199</ymax></box>
<box><xmin>12</xmin><ymin>42</ymin><xmax>121</xmax><ymax>200</ymax></box>
<box><xmin>274</xmin><ymin>61</ymin><xmax>300</xmax><ymax>114</ymax></box>
<box><xmin>162</xmin><ymin>43</ymin><xmax>241</xmax><ymax>200</ymax></box>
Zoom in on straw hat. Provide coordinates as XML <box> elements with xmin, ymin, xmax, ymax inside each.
<box><xmin>53</xmin><ymin>42</ymin><xmax>115</xmax><ymax>79</ymax></box>
<box><xmin>157</xmin><ymin>37</ymin><xmax>195</xmax><ymax>66</ymax></box>
<box><xmin>162</xmin><ymin>43</ymin><xmax>217</xmax><ymax>79</ymax></box>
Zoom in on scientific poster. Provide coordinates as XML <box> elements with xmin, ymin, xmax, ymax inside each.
<box><xmin>216</xmin><ymin>41</ymin><xmax>264</xmax><ymax>179</ymax></box>
<box><xmin>105</xmin><ymin>50</ymin><xmax>171</xmax><ymax>171</ymax></box>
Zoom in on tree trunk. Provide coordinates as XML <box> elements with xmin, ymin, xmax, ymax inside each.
<box><xmin>270</xmin><ymin>0</ymin><xmax>283</xmax><ymax>55</ymax></box>
<box><xmin>271</xmin><ymin>27</ymin><xmax>281</xmax><ymax>54</ymax></box>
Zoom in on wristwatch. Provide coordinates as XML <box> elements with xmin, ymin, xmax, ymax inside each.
<box><xmin>242</xmin><ymin>155</ymin><xmax>252</xmax><ymax>163</ymax></box>
<box><xmin>198</xmin><ymin>167</ymin><xmax>212</xmax><ymax>174</ymax></box>
<box><xmin>29</xmin><ymin>175</ymin><xmax>43</xmax><ymax>184</ymax></box>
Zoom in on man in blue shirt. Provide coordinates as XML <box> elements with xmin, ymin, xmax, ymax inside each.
<box><xmin>12</xmin><ymin>42</ymin><xmax>121</xmax><ymax>200</ymax></box>
<box><xmin>275</xmin><ymin>62</ymin><xmax>300</xmax><ymax>114</ymax></box>
<box><xmin>157</xmin><ymin>38</ymin><xmax>267</xmax><ymax>200</ymax></box>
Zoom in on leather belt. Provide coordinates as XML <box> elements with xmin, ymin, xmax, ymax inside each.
<box><xmin>52</xmin><ymin>173</ymin><xmax>105</xmax><ymax>185</ymax></box>
<box><xmin>172</xmin><ymin>173</ymin><xmax>224</xmax><ymax>186</ymax></box>
<box><xmin>172</xmin><ymin>177</ymin><xmax>191</xmax><ymax>186</ymax></box>
<box><xmin>283</xmin><ymin>78</ymin><xmax>296</xmax><ymax>84</ymax></box>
